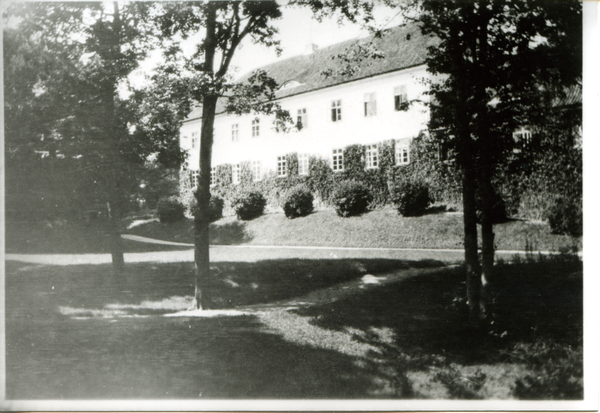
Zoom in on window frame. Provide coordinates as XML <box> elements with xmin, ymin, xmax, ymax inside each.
<box><xmin>252</xmin><ymin>160</ymin><xmax>262</xmax><ymax>181</ymax></box>
<box><xmin>210</xmin><ymin>167</ymin><xmax>217</xmax><ymax>186</ymax></box>
<box><xmin>394</xmin><ymin>85</ymin><xmax>408</xmax><ymax>111</ymax></box>
<box><xmin>252</xmin><ymin>118</ymin><xmax>260</xmax><ymax>137</ymax></box>
<box><xmin>331</xmin><ymin>100</ymin><xmax>342</xmax><ymax>122</ymax></box>
<box><xmin>512</xmin><ymin>126</ymin><xmax>532</xmax><ymax>144</ymax></box>
<box><xmin>231</xmin><ymin>123</ymin><xmax>239</xmax><ymax>142</ymax></box>
<box><xmin>366</xmin><ymin>144</ymin><xmax>379</xmax><ymax>168</ymax></box>
<box><xmin>297</xmin><ymin>108</ymin><xmax>308</xmax><ymax>130</ymax></box>
<box><xmin>277</xmin><ymin>156</ymin><xmax>287</xmax><ymax>178</ymax></box>
<box><xmin>232</xmin><ymin>164</ymin><xmax>240</xmax><ymax>184</ymax></box>
<box><xmin>395</xmin><ymin>139</ymin><xmax>410</xmax><ymax>165</ymax></box>
<box><xmin>298</xmin><ymin>153</ymin><xmax>309</xmax><ymax>176</ymax></box>
<box><xmin>190</xmin><ymin>170</ymin><xmax>199</xmax><ymax>188</ymax></box>
<box><xmin>364</xmin><ymin>93</ymin><xmax>377</xmax><ymax>117</ymax></box>
<box><xmin>191</xmin><ymin>131</ymin><xmax>199</xmax><ymax>149</ymax></box>
<box><xmin>332</xmin><ymin>148</ymin><xmax>344</xmax><ymax>171</ymax></box>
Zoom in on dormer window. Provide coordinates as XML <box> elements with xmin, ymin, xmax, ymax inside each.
<box><xmin>280</xmin><ymin>80</ymin><xmax>301</xmax><ymax>90</ymax></box>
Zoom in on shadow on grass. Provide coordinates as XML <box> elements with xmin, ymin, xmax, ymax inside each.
<box><xmin>4</xmin><ymin>256</ymin><xmax>583</xmax><ymax>400</ymax></box>
<box><xmin>295</xmin><ymin>258</ymin><xmax>582</xmax><ymax>365</ymax></box>
<box><xmin>5</xmin><ymin>258</ymin><xmax>442</xmax><ymax>399</ymax></box>
<box><xmin>5</xmin><ymin>257</ymin><xmax>441</xmax><ymax>313</ymax></box>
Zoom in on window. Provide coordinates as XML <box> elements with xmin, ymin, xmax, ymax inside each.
<box><xmin>232</xmin><ymin>124</ymin><xmax>239</xmax><ymax>142</ymax></box>
<box><xmin>394</xmin><ymin>85</ymin><xmax>408</xmax><ymax>111</ymax></box>
<box><xmin>210</xmin><ymin>167</ymin><xmax>216</xmax><ymax>186</ymax></box>
<box><xmin>190</xmin><ymin>170</ymin><xmax>199</xmax><ymax>188</ymax></box>
<box><xmin>332</xmin><ymin>148</ymin><xmax>344</xmax><ymax>171</ymax></box>
<box><xmin>232</xmin><ymin>164</ymin><xmax>240</xmax><ymax>184</ymax></box>
<box><xmin>331</xmin><ymin>100</ymin><xmax>342</xmax><ymax>122</ymax></box>
<box><xmin>366</xmin><ymin>144</ymin><xmax>378</xmax><ymax>168</ymax></box>
<box><xmin>298</xmin><ymin>153</ymin><xmax>309</xmax><ymax>176</ymax></box>
<box><xmin>191</xmin><ymin>131</ymin><xmax>199</xmax><ymax>149</ymax></box>
<box><xmin>513</xmin><ymin>126</ymin><xmax>532</xmax><ymax>143</ymax></box>
<box><xmin>396</xmin><ymin>138</ymin><xmax>410</xmax><ymax>165</ymax></box>
<box><xmin>252</xmin><ymin>161</ymin><xmax>262</xmax><ymax>181</ymax></box>
<box><xmin>252</xmin><ymin>118</ymin><xmax>260</xmax><ymax>137</ymax></box>
<box><xmin>277</xmin><ymin>156</ymin><xmax>287</xmax><ymax>177</ymax></box>
<box><xmin>297</xmin><ymin>108</ymin><xmax>307</xmax><ymax>130</ymax></box>
<box><xmin>364</xmin><ymin>93</ymin><xmax>377</xmax><ymax>117</ymax></box>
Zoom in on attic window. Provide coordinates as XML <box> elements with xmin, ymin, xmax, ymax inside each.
<box><xmin>280</xmin><ymin>80</ymin><xmax>301</xmax><ymax>90</ymax></box>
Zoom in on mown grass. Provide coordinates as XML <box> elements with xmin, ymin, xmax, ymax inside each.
<box><xmin>127</xmin><ymin>208</ymin><xmax>581</xmax><ymax>252</ymax></box>
<box><xmin>5</xmin><ymin>252</ymin><xmax>582</xmax><ymax>399</ymax></box>
<box><xmin>5</xmin><ymin>219</ymin><xmax>191</xmax><ymax>254</ymax></box>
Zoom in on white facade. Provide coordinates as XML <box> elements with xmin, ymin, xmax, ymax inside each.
<box><xmin>180</xmin><ymin>64</ymin><xmax>430</xmax><ymax>180</ymax></box>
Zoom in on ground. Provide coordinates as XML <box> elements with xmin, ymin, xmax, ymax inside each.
<box><xmin>4</xmin><ymin>210</ymin><xmax>583</xmax><ymax>400</ymax></box>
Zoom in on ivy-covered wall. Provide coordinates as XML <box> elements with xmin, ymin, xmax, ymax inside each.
<box><xmin>179</xmin><ymin>129</ymin><xmax>578</xmax><ymax>221</ymax></box>
<box><xmin>179</xmin><ymin>135</ymin><xmax>464</xmax><ymax>216</ymax></box>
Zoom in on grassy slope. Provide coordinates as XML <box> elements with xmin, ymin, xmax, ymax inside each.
<box><xmin>127</xmin><ymin>209</ymin><xmax>581</xmax><ymax>252</ymax></box>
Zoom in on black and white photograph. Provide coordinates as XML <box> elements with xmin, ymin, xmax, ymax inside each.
<box><xmin>2</xmin><ymin>0</ymin><xmax>597</xmax><ymax>410</ymax></box>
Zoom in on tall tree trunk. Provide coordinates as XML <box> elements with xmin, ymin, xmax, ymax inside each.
<box><xmin>106</xmin><ymin>1</ymin><xmax>125</xmax><ymax>275</ymax></box>
<box><xmin>462</xmin><ymin>163</ymin><xmax>482</xmax><ymax>323</ymax></box>
<box><xmin>475</xmin><ymin>7</ymin><xmax>493</xmax><ymax>316</ymax></box>
<box><xmin>194</xmin><ymin>95</ymin><xmax>217</xmax><ymax>310</ymax></box>
<box><xmin>107</xmin><ymin>199</ymin><xmax>124</xmax><ymax>275</ymax></box>
<box><xmin>193</xmin><ymin>3</ymin><xmax>217</xmax><ymax>310</ymax></box>
<box><xmin>479</xmin><ymin>162</ymin><xmax>494</xmax><ymax>316</ymax></box>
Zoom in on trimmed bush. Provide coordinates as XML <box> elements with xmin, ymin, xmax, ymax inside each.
<box><xmin>547</xmin><ymin>197</ymin><xmax>582</xmax><ymax>237</ymax></box>
<box><xmin>157</xmin><ymin>196</ymin><xmax>185</xmax><ymax>223</ymax></box>
<box><xmin>331</xmin><ymin>180</ymin><xmax>373</xmax><ymax>217</ymax></box>
<box><xmin>231</xmin><ymin>191</ymin><xmax>267</xmax><ymax>221</ymax></box>
<box><xmin>191</xmin><ymin>195</ymin><xmax>224</xmax><ymax>222</ymax></box>
<box><xmin>392</xmin><ymin>181</ymin><xmax>432</xmax><ymax>217</ymax></box>
<box><xmin>283</xmin><ymin>186</ymin><xmax>314</xmax><ymax>219</ymax></box>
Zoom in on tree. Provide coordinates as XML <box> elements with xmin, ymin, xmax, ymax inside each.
<box><xmin>298</xmin><ymin>0</ymin><xmax>581</xmax><ymax>322</ymax></box>
<box><xmin>411</xmin><ymin>0</ymin><xmax>582</xmax><ymax>321</ymax></box>
<box><xmin>155</xmin><ymin>1</ymin><xmax>291</xmax><ymax>309</ymax></box>
<box><xmin>4</xmin><ymin>2</ymin><xmax>164</xmax><ymax>274</ymax></box>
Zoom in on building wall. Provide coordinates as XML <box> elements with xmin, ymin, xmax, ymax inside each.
<box><xmin>180</xmin><ymin>64</ymin><xmax>429</xmax><ymax>175</ymax></box>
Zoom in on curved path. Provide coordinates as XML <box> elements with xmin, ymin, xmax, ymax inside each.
<box><xmin>5</xmin><ymin>233</ymin><xmax>580</xmax><ymax>266</ymax></box>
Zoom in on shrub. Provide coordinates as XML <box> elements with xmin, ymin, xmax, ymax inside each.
<box><xmin>231</xmin><ymin>191</ymin><xmax>267</xmax><ymax>221</ymax></box>
<box><xmin>547</xmin><ymin>197</ymin><xmax>582</xmax><ymax>237</ymax></box>
<box><xmin>392</xmin><ymin>181</ymin><xmax>432</xmax><ymax>217</ymax></box>
<box><xmin>283</xmin><ymin>186</ymin><xmax>314</xmax><ymax>219</ymax></box>
<box><xmin>191</xmin><ymin>195</ymin><xmax>224</xmax><ymax>222</ymax></box>
<box><xmin>157</xmin><ymin>196</ymin><xmax>185</xmax><ymax>223</ymax></box>
<box><xmin>331</xmin><ymin>180</ymin><xmax>373</xmax><ymax>217</ymax></box>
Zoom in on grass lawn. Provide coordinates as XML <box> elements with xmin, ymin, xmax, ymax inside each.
<box><xmin>126</xmin><ymin>208</ymin><xmax>581</xmax><ymax>252</ymax></box>
<box><xmin>5</xmin><ymin>253</ymin><xmax>582</xmax><ymax>399</ymax></box>
<box><xmin>5</xmin><ymin>219</ymin><xmax>191</xmax><ymax>254</ymax></box>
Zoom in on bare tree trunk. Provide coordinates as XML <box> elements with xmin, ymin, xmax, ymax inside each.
<box><xmin>462</xmin><ymin>164</ymin><xmax>482</xmax><ymax>323</ymax></box>
<box><xmin>475</xmin><ymin>8</ymin><xmax>494</xmax><ymax>317</ymax></box>
<box><xmin>193</xmin><ymin>4</ymin><xmax>217</xmax><ymax>310</ymax></box>
<box><xmin>107</xmin><ymin>199</ymin><xmax>124</xmax><ymax>276</ymax></box>
<box><xmin>194</xmin><ymin>95</ymin><xmax>217</xmax><ymax>310</ymax></box>
<box><xmin>106</xmin><ymin>1</ymin><xmax>125</xmax><ymax>276</ymax></box>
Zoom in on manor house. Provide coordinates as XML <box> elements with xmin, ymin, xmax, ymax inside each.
<box><xmin>180</xmin><ymin>24</ymin><xmax>438</xmax><ymax>187</ymax></box>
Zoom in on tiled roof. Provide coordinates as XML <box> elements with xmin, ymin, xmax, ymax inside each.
<box><xmin>185</xmin><ymin>23</ymin><xmax>437</xmax><ymax>122</ymax></box>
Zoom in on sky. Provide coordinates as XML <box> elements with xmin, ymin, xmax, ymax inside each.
<box><xmin>129</xmin><ymin>2</ymin><xmax>404</xmax><ymax>88</ymax></box>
